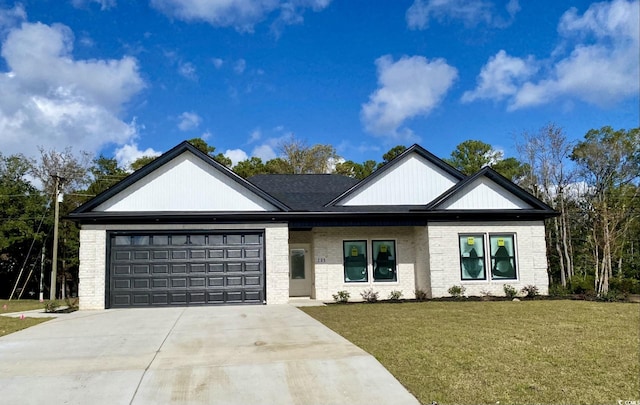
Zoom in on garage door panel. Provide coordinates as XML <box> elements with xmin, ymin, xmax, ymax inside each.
<box><xmin>153</xmin><ymin>251</ymin><xmax>169</xmax><ymax>260</ymax></box>
<box><xmin>133</xmin><ymin>265</ymin><xmax>150</xmax><ymax>274</ymax></box>
<box><xmin>190</xmin><ymin>250</ymin><xmax>206</xmax><ymax>259</ymax></box>
<box><xmin>133</xmin><ymin>279</ymin><xmax>150</xmax><ymax>289</ymax></box>
<box><xmin>191</xmin><ymin>263</ymin><xmax>206</xmax><ymax>273</ymax></box>
<box><xmin>171</xmin><ymin>264</ymin><xmax>187</xmax><ymax>274</ymax></box>
<box><xmin>115</xmin><ymin>251</ymin><xmax>131</xmax><ymax>260</ymax></box>
<box><xmin>172</xmin><ymin>250</ymin><xmax>188</xmax><ymax>260</ymax></box>
<box><xmin>152</xmin><ymin>264</ymin><xmax>169</xmax><ymax>274</ymax></box>
<box><xmin>109</xmin><ymin>232</ymin><xmax>265</xmax><ymax>308</ymax></box>
<box><xmin>134</xmin><ymin>251</ymin><xmax>150</xmax><ymax>260</ymax></box>
<box><xmin>152</xmin><ymin>278</ymin><xmax>169</xmax><ymax>289</ymax></box>
<box><xmin>171</xmin><ymin>278</ymin><xmax>187</xmax><ymax>288</ymax></box>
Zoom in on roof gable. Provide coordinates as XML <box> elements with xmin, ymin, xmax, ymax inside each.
<box><xmin>73</xmin><ymin>142</ymin><xmax>288</xmax><ymax>213</ymax></box>
<box><xmin>428</xmin><ymin>167</ymin><xmax>555</xmax><ymax>212</ymax></box>
<box><xmin>329</xmin><ymin>144</ymin><xmax>465</xmax><ymax>206</ymax></box>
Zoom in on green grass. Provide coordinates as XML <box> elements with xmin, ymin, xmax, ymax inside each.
<box><xmin>302</xmin><ymin>300</ymin><xmax>640</xmax><ymax>405</ymax></box>
<box><xmin>0</xmin><ymin>299</ymin><xmax>56</xmax><ymax>337</ymax></box>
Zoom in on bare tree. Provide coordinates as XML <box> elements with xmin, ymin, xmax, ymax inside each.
<box><xmin>517</xmin><ymin>123</ymin><xmax>576</xmax><ymax>287</ymax></box>
<box><xmin>31</xmin><ymin>146</ymin><xmax>91</xmax><ymax>300</ymax></box>
<box><xmin>278</xmin><ymin>136</ymin><xmax>340</xmax><ymax>174</ymax></box>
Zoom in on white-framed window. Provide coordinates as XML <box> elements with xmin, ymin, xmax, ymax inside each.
<box><xmin>458</xmin><ymin>233</ymin><xmax>518</xmax><ymax>281</ymax></box>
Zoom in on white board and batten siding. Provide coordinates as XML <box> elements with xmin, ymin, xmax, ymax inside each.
<box><xmin>439</xmin><ymin>177</ymin><xmax>533</xmax><ymax>210</ymax></box>
<box><xmin>338</xmin><ymin>154</ymin><xmax>459</xmax><ymax>206</ymax></box>
<box><xmin>94</xmin><ymin>151</ymin><xmax>278</xmax><ymax>212</ymax></box>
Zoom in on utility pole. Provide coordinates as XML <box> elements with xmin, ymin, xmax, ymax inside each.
<box><xmin>51</xmin><ymin>174</ymin><xmax>63</xmax><ymax>300</ymax></box>
<box><xmin>39</xmin><ymin>245</ymin><xmax>45</xmax><ymax>302</ymax></box>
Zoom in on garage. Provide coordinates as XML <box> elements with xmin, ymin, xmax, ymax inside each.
<box><xmin>108</xmin><ymin>231</ymin><xmax>265</xmax><ymax>308</ymax></box>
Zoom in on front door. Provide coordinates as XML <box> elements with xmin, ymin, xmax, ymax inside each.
<box><xmin>289</xmin><ymin>244</ymin><xmax>312</xmax><ymax>297</ymax></box>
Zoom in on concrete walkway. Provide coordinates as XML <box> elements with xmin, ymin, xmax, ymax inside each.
<box><xmin>0</xmin><ymin>305</ymin><xmax>420</xmax><ymax>405</ymax></box>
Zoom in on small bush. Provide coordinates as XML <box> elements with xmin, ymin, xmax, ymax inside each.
<box><xmin>43</xmin><ymin>301</ymin><xmax>59</xmax><ymax>313</ymax></box>
<box><xmin>361</xmin><ymin>288</ymin><xmax>379</xmax><ymax>303</ymax></box>
<box><xmin>447</xmin><ymin>285</ymin><xmax>466</xmax><ymax>299</ymax></box>
<box><xmin>388</xmin><ymin>290</ymin><xmax>403</xmax><ymax>301</ymax></box>
<box><xmin>597</xmin><ymin>290</ymin><xmax>626</xmax><ymax>302</ymax></box>
<box><xmin>549</xmin><ymin>284</ymin><xmax>570</xmax><ymax>297</ymax></box>
<box><xmin>521</xmin><ymin>284</ymin><xmax>539</xmax><ymax>298</ymax></box>
<box><xmin>414</xmin><ymin>289</ymin><xmax>429</xmax><ymax>301</ymax></box>
<box><xmin>568</xmin><ymin>275</ymin><xmax>596</xmax><ymax>295</ymax></box>
<box><xmin>332</xmin><ymin>290</ymin><xmax>350</xmax><ymax>304</ymax></box>
<box><xmin>503</xmin><ymin>284</ymin><xmax>518</xmax><ymax>299</ymax></box>
<box><xmin>65</xmin><ymin>297</ymin><xmax>79</xmax><ymax>311</ymax></box>
<box><xmin>609</xmin><ymin>277</ymin><xmax>640</xmax><ymax>295</ymax></box>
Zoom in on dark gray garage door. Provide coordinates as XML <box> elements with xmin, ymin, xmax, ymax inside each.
<box><xmin>108</xmin><ymin>232</ymin><xmax>265</xmax><ymax>308</ymax></box>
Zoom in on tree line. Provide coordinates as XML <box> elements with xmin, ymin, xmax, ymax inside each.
<box><xmin>1</xmin><ymin>124</ymin><xmax>638</xmax><ymax>300</ymax></box>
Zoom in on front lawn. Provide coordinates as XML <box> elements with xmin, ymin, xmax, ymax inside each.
<box><xmin>0</xmin><ymin>299</ymin><xmax>56</xmax><ymax>337</ymax></box>
<box><xmin>302</xmin><ymin>300</ymin><xmax>639</xmax><ymax>405</ymax></box>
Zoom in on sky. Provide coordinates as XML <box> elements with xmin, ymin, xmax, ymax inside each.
<box><xmin>0</xmin><ymin>0</ymin><xmax>638</xmax><ymax>169</ymax></box>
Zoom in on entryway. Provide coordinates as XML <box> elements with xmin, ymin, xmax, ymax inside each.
<box><xmin>289</xmin><ymin>244</ymin><xmax>312</xmax><ymax>297</ymax></box>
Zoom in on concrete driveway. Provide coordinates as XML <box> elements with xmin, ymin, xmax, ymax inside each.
<box><xmin>0</xmin><ymin>305</ymin><xmax>419</xmax><ymax>405</ymax></box>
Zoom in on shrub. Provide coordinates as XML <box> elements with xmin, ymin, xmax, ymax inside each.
<box><xmin>414</xmin><ymin>289</ymin><xmax>429</xmax><ymax>301</ymax></box>
<box><xmin>503</xmin><ymin>284</ymin><xmax>518</xmax><ymax>299</ymax></box>
<box><xmin>549</xmin><ymin>284</ymin><xmax>570</xmax><ymax>297</ymax></box>
<box><xmin>447</xmin><ymin>285</ymin><xmax>466</xmax><ymax>299</ymax></box>
<box><xmin>568</xmin><ymin>275</ymin><xmax>596</xmax><ymax>295</ymax></box>
<box><xmin>332</xmin><ymin>290</ymin><xmax>350</xmax><ymax>304</ymax></box>
<box><xmin>43</xmin><ymin>301</ymin><xmax>59</xmax><ymax>313</ymax></box>
<box><xmin>609</xmin><ymin>277</ymin><xmax>640</xmax><ymax>295</ymax></box>
<box><xmin>521</xmin><ymin>284</ymin><xmax>539</xmax><ymax>298</ymax></box>
<box><xmin>360</xmin><ymin>288</ymin><xmax>379</xmax><ymax>303</ymax></box>
<box><xmin>65</xmin><ymin>297</ymin><xmax>79</xmax><ymax>311</ymax></box>
<box><xmin>388</xmin><ymin>290</ymin><xmax>403</xmax><ymax>301</ymax></box>
<box><xmin>597</xmin><ymin>290</ymin><xmax>625</xmax><ymax>302</ymax></box>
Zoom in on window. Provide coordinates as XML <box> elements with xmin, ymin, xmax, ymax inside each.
<box><xmin>458</xmin><ymin>233</ymin><xmax>517</xmax><ymax>281</ymax></box>
<box><xmin>343</xmin><ymin>241</ymin><xmax>367</xmax><ymax>282</ymax></box>
<box><xmin>459</xmin><ymin>235</ymin><xmax>486</xmax><ymax>280</ymax></box>
<box><xmin>490</xmin><ymin>235</ymin><xmax>517</xmax><ymax>279</ymax></box>
<box><xmin>373</xmin><ymin>240</ymin><xmax>396</xmax><ymax>282</ymax></box>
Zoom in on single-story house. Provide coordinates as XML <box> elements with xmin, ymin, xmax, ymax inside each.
<box><xmin>69</xmin><ymin>141</ymin><xmax>556</xmax><ymax>309</ymax></box>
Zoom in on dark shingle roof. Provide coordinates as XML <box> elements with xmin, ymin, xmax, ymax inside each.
<box><xmin>248</xmin><ymin>174</ymin><xmax>359</xmax><ymax>211</ymax></box>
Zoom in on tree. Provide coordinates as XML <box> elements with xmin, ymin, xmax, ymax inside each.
<box><xmin>517</xmin><ymin>123</ymin><xmax>576</xmax><ymax>288</ymax></box>
<box><xmin>335</xmin><ymin>160</ymin><xmax>377</xmax><ymax>180</ymax></box>
<box><xmin>31</xmin><ymin>147</ymin><xmax>91</xmax><ymax>300</ymax></box>
<box><xmin>130</xmin><ymin>155</ymin><xmax>158</xmax><ymax>171</ymax></box>
<box><xmin>278</xmin><ymin>136</ymin><xmax>340</xmax><ymax>174</ymax></box>
<box><xmin>570</xmin><ymin>126</ymin><xmax>640</xmax><ymax>295</ymax></box>
<box><xmin>0</xmin><ymin>153</ymin><xmax>49</xmax><ymax>298</ymax></box>
<box><xmin>87</xmin><ymin>156</ymin><xmax>128</xmax><ymax>196</ymax></box>
<box><xmin>233</xmin><ymin>157</ymin><xmax>266</xmax><ymax>179</ymax></box>
<box><xmin>446</xmin><ymin>139</ymin><xmax>527</xmax><ymax>182</ymax></box>
<box><xmin>381</xmin><ymin>145</ymin><xmax>407</xmax><ymax>165</ymax></box>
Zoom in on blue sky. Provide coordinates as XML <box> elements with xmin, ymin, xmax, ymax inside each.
<box><xmin>0</xmin><ymin>0</ymin><xmax>638</xmax><ymax>169</ymax></box>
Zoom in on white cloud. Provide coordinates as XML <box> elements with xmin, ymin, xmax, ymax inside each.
<box><xmin>0</xmin><ymin>4</ymin><xmax>26</xmax><ymax>31</ymax></box>
<box><xmin>406</xmin><ymin>0</ymin><xmax>519</xmax><ymax>30</ymax></box>
<box><xmin>248</xmin><ymin>128</ymin><xmax>262</xmax><ymax>143</ymax></box>
<box><xmin>224</xmin><ymin>148</ymin><xmax>249</xmax><ymax>166</ymax></box>
<box><xmin>212</xmin><ymin>58</ymin><xmax>224</xmax><ymax>69</ymax></box>
<box><xmin>178</xmin><ymin>61</ymin><xmax>197</xmax><ymax>80</ymax></box>
<box><xmin>177</xmin><ymin>111</ymin><xmax>202</xmax><ymax>131</ymax></box>
<box><xmin>0</xmin><ymin>20</ymin><xmax>145</xmax><ymax>158</ymax></box>
<box><xmin>71</xmin><ymin>0</ymin><xmax>117</xmax><ymax>10</ymax></box>
<box><xmin>461</xmin><ymin>50</ymin><xmax>537</xmax><ymax>102</ymax></box>
<box><xmin>465</xmin><ymin>0</ymin><xmax>639</xmax><ymax>110</ymax></box>
<box><xmin>251</xmin><ymin>144</ymin><xmax>277</xmax><ymax>161</ymax></box>
<box><xmin>114</xmin><ymin>143</ymin><xmax>161</xmax><ymax>170</ymax></box>
<box><xmin>149</xmin><ymin>0</ymin><xmax>332</xmax><ymax>33</ymax></box>
<box><xmin>234</xmin><ymin>58</ymin><xmax>246</xmax><ymax>74</ymax></box>
<box><xmin>361</xmin><ymin>55</ymin><xmax>458</xmax><ymax>138</ymax></box>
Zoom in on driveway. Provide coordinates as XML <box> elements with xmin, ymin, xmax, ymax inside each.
<box><xmin>0</xmin><ymin>305</ymin><xmax>419</xmax><ymax>405</ymax></box>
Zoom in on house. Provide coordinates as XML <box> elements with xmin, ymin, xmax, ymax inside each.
<box><xmin>69</xmin><ymin>141</ymin><xmax>556</xmax><ymax>309</ymax></box>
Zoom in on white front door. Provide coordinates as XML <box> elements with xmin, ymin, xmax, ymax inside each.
<box><xmin>289</xmin><ymin>244</ymin><xmax>312</xmax><ymax>297</ymax></box>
